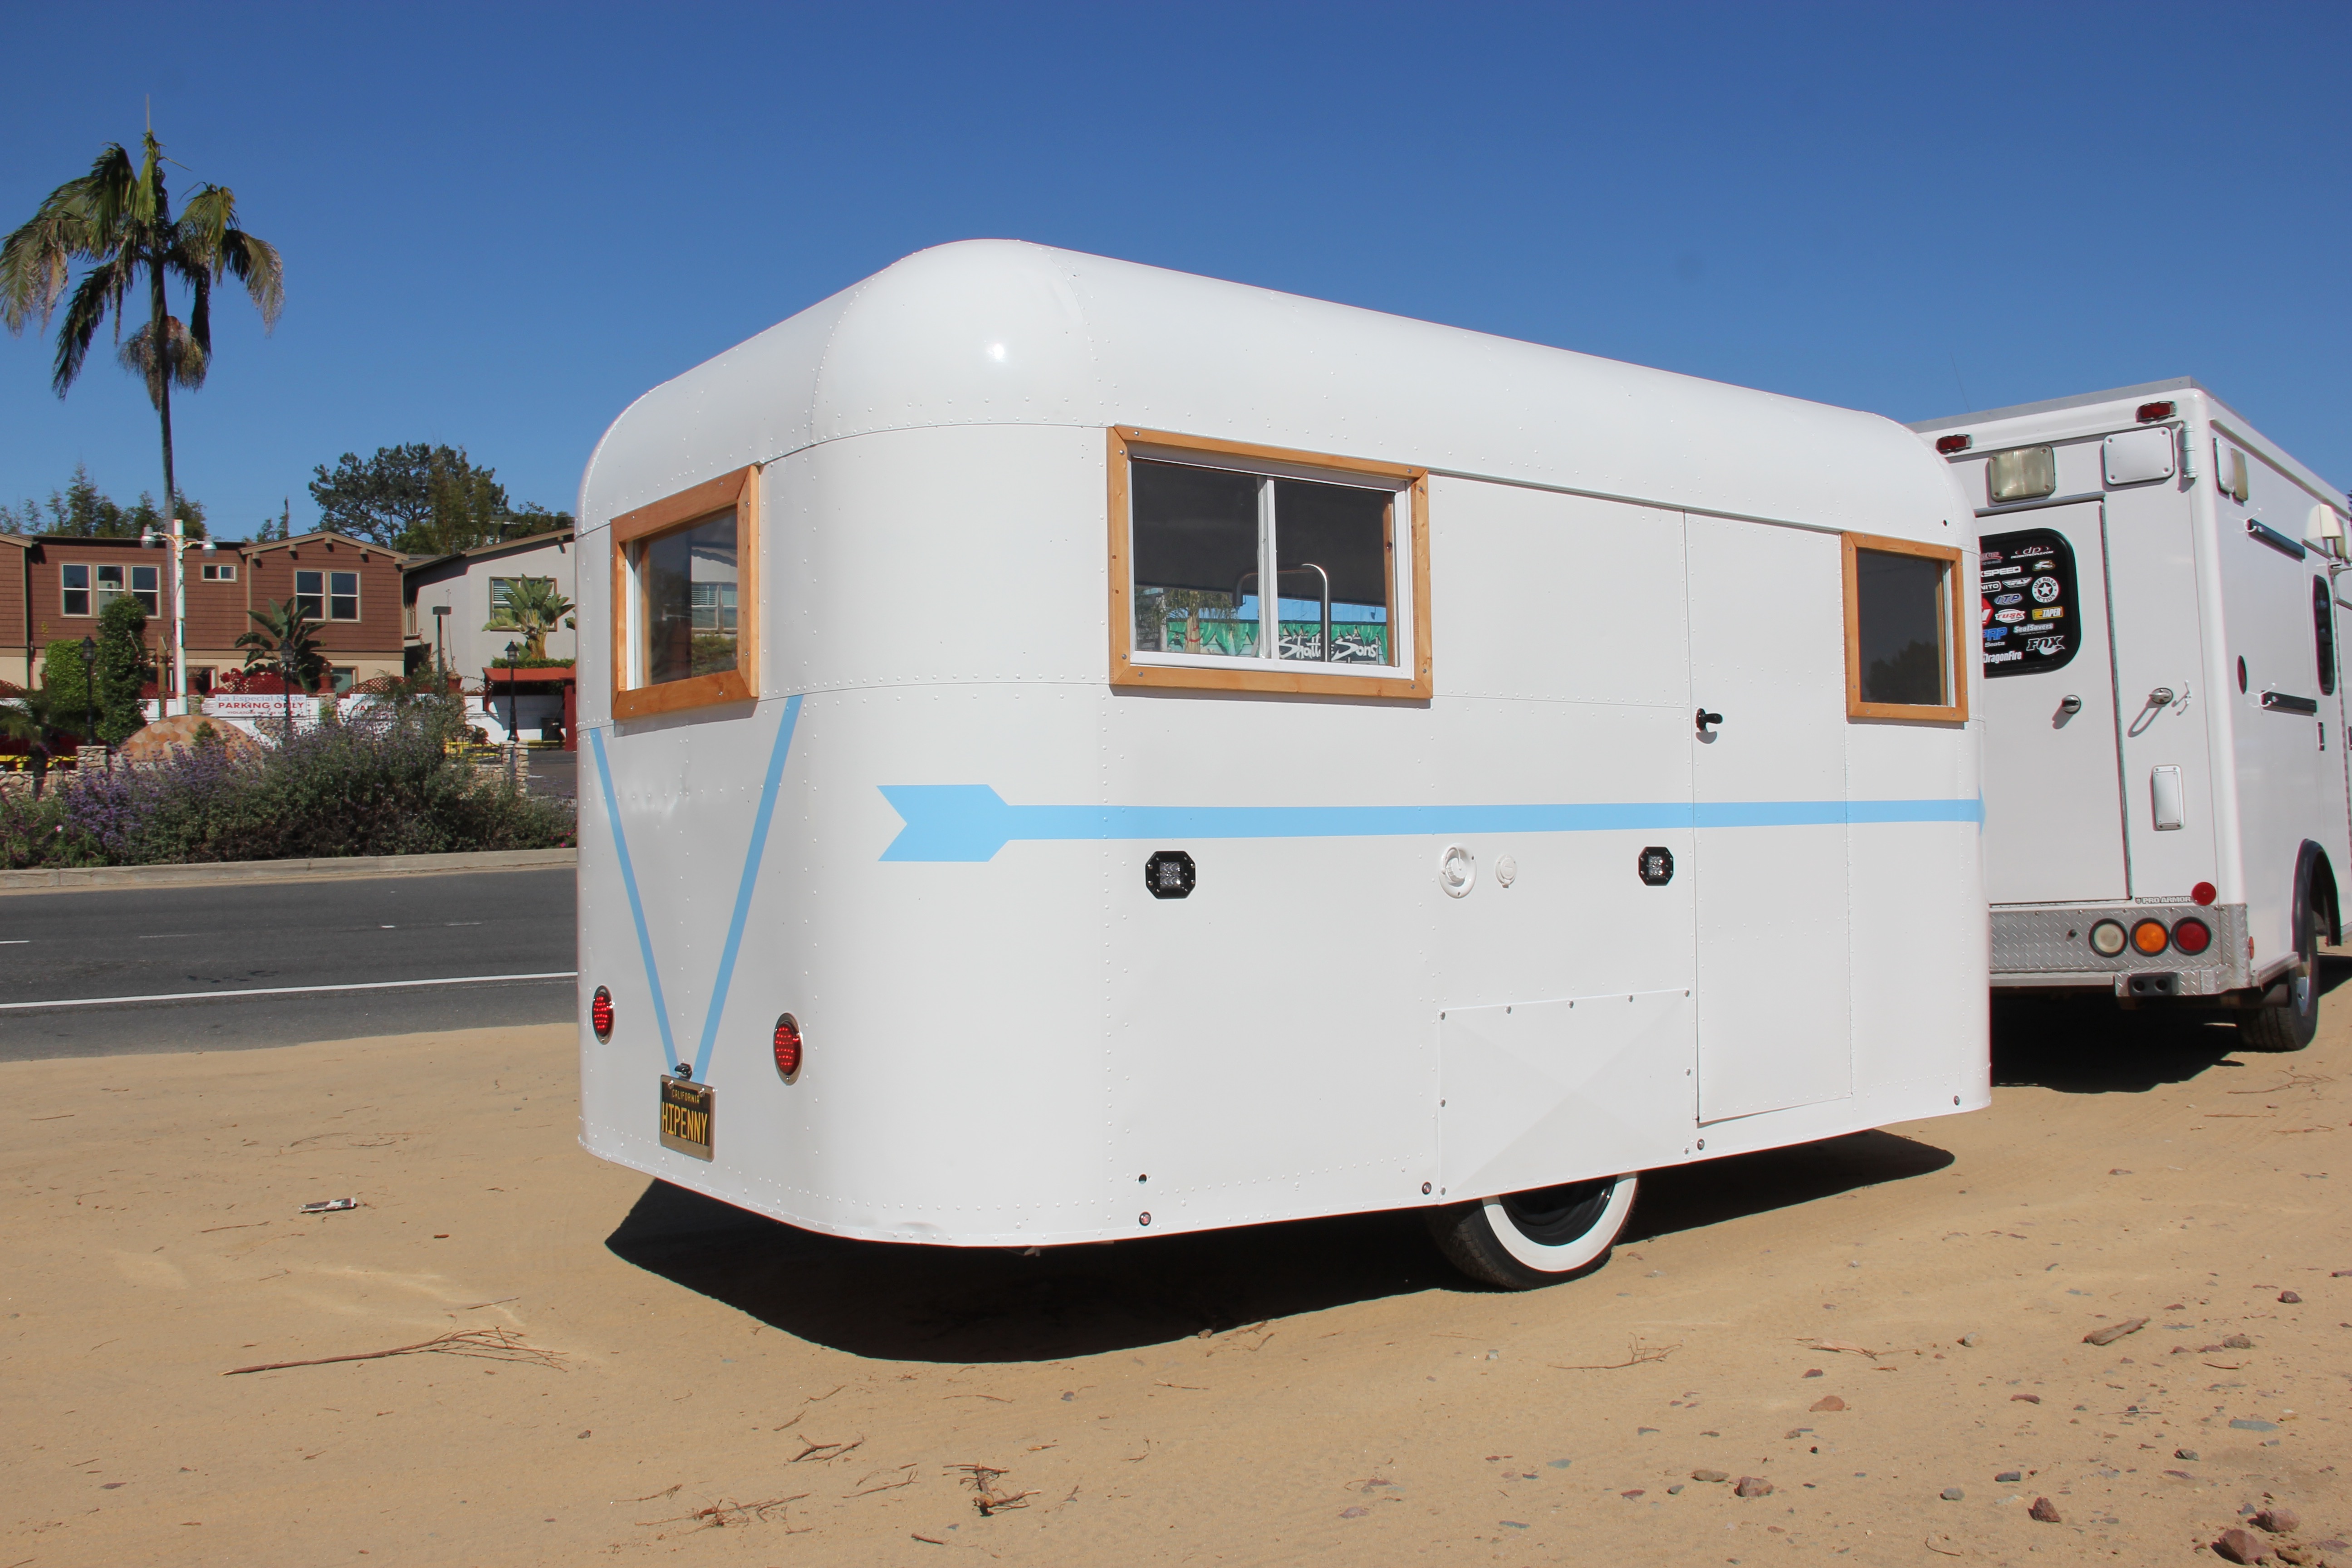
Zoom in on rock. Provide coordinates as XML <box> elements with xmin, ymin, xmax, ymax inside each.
<box><xmin>2215</xmin><ymin>1527</ymin><xmax>2274</xmax><ymax>1564</ymax></box>
<box><xmin>2176</xmin><ymin>1449</ymin><xmax>2200</xmax><ymax>1461</ymax></box>
<box><xmin>2256</xmin><ymin>1508</ymin><xmax>2303</xmax><ymax>1534</ymax></box>
<box><xmin>2011</xmin><ymin>1393</ymin><xmax>2041</xmax><ymax>1403</ymax></box>
<box><xmin>2029</xmin><ymin>1496</ymin><xmax>2063</xmax><ymax>1523</ymax></box>
<box><xmin>1339</xmin><ymin>1506</ymin><xmax>1369</xmax><ymax>1519</ymax></box>
<box><xmin>1691</xmin><ymin>1469</ymin><xmax>1729</xmax><ymax>1483</ymax></box>
<box><xmin>113</xmin><ymin>713</ymin><xmax>265</xmax><ymax>763</ymax></box>
<box><xmin>2109</xmin><ymin>1167</ymin><xmax>2131</xmax><ymax>1175</ymax></box>
<box><xmin>1940</xmin><ymin>1487</ymin><xmax>1965</xmax><ymax>1501</ymax></box>
<box><xmin>2276</xmin><ymin>1546</ymin><xmax>2314</xmax><ymax>1567</ymax></box>
<box><xmin>1667</xmin><ymin>1484</ymin><xmax>1685</xmax><ymax>1495</ymax></box>
<box><xmin>2279</xmin><ymin>1291</ymin><xmax>2303</xmax><ymax>1304</ymax></box>
<box><xmin>1995</xmin><ymin>1470</ymin><xmax>2022</xmax><ymax>1483</ymax></box>
<box><xmin>2083</xmin><ymin>1317</ymin><xmax>2148</xmax><ymax>1346</ymax></box>
<box><xmin>1958</xmin><ymin>1332</ymin><xmax>1981</xmax><ymax>1348</ymax></box>
<box><xmin>2333</xmin><ymin>1269</ymin><xmax>2352</xmax><ymax>1278</ymax></box>
<box><xmin>1733</xmin><ymin>1476</ymin><xmax>1773</xmax><ymax>1498</ymax></box>
<box><xmin>1810</xmin><ymin>1395</ymin><xmax>1847</xmax><ymax>1412</ymax></box>
<box><xmin>1803</xmin><ymin>1367</ymin><xmax>1824</xmax><ymax>1378</ymax></box>
<box><xmin>2223</xmin><ymin>1333</ymin><xmax>2256</xmax><ymax>1350</ymax></box>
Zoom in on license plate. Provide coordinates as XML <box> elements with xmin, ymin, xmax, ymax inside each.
<box><xmin>659</xmin><ymin>1075</ymin><xmax>714</xmax><ymax>1160</ymax></box>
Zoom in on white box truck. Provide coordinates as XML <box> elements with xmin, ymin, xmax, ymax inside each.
<box><xmin>1912</xmin><ymin>379</ymin><xmax>2348</xmax><ymax>1049</ymax></box>
<box><xmin>576</xmin><ymin>240</ymin><xmax>1990</xmax><ymax>1290</ymax></box>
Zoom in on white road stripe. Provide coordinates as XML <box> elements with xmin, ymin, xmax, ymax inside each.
<box><xmin>0</xmin><ymin>971</ymin><xmax>579</xmax><ymax>1012</ymax></box>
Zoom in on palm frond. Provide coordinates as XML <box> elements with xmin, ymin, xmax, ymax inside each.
<box><xmin>1</xmin><ymin>185</ymin><xmax>102</xmax><ymax>333</ymax></box>
<box><xmin>50</xmin><ymin>255</ymin><xmax>134</xmax><ymax>396</ymax></box>
<box><xmin>116</xmin><ymin>315</ymin><xmax>208</xmax><ymax>402</ymax></box>
<box><xmin>179</xmin><ymin>186</ymin><xmax>282</xmax><ymax>328</ymax></box>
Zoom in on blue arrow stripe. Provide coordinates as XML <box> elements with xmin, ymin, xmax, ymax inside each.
<box><xmin>691</xmin><ymin>694</ymin><xmax>804</xmax><ymax>1082</ymax></box>
<box><xmin>877</xmin><ymin>785</ymin><xmax>1982</xmax><ymax>862</ymax></box>
<box><xmin>588</xmin><ymin>725</ymin><xmax>678</xmax><ymax>1068</ymax></box>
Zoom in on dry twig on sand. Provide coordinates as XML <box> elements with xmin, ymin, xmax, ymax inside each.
<box><xmin>949</xmin><ymin>1463</ymin><xmax>1040</xmax><ymax>1515</ymax></box>
<box><xmin>791</xmin><ymin>1436</ymin><xmax>864</xmax><ymax>1463</ymax></box>
<box><xmin>1797</xmin><ymin>1338</ymin><xmax>1885</xmax><ymax>1359</ymax></box>
<box><xmin>1549</xmin><ymin>1337</ymin><xmax>1681</xmax><ymax>1371</ymax></box>
<box><xmin>223</xmin><ymin>1327</ymin><xmax>566</xmax><ymax>1376</ymax></box>
<box><xmin>640</xmin><ymin>1494</ymin><xmax>808</xmax><ymax>1531</ymax></box>
<box><xmin>849</xmin><ymin>1465</ymin><xmax>919</xmax><ymax>1497</ymax></box>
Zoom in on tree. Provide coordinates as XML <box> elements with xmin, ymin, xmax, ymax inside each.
<box><xmin>309</xmin><ymin>443</ymin><xmax>571</xmax><ymax>554</ymax></box>
<box><xmin>93</xmin><ymin>595</ymin><xmax>152</xmax><ymax>745</ymax></box>
<box><xmin>0</xmin><ymin>127</ymin><xmax>281</xmax><ymax>559</ymax></box>
<box><xmin>236</xmin><ymin>598</ymin><xmax>324</xmax><ymax>739</ymax></box>
<box><xmin>0</xmin><ymin>686</ymin><xmax>84</xmax><ymax>799</ymax></box>
<box><xmin>39</xmin><ymin>638</ymin><xmax>95</xmax><ymax>729</ymax></box>
<box><xmin>0</xmin><ymin>463</ymin><xmax>205</xmax><ymax>538</ymax></box>
<box><xmin>486</xmin><ymin>577</ymin><xmax>575</xmax><ymax>661</ymax></box>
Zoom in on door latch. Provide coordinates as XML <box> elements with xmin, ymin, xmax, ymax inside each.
<box><xmin>1695</xmin><ymin>708</ymin><xmax>1724</xmax><ymax>734</ymax></box>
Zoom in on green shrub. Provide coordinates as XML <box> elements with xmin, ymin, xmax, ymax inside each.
<box><xmin>95</xmin><ymin>597</ymin><xmax>150</xmax><ymax>745</ymax></box>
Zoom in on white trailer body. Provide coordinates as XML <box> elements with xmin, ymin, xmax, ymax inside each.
<box><xmin>575</xmin><ymin>240</ymin><xmax>1988</xmax><ymax>1286</ymax></box>
<box><xmin>1911</xmin><ymin>380</ymin><xmax>2348</xmax><ymax>1040</ymax></box>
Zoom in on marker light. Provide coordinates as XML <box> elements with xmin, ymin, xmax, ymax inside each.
<box><xmin>591</xmin><ymin>985</ymin><xmax>614</xmax><ymax>1042</ymax></box>
<box><xmin>773</xmin><ymin>1013</ymin><xmax>803</xmax><ymax>1080</ymax></box>
<box><xmin>1936</xmin><ymin>434</ymin><xmax>1972</xmax><ymax>455</ymax></box>
<box><xmin>2172</xmin><ymin>918</ymin><xmax>2212</xmax><ymax>956</ymax></box>
<box><xmin>2132</xmin><ymin>919</ymin><xmax>2171</xmax><ymax>955</ymax></box>
<box><xmin>2087</xmin><ymin>920</ymin><xmax>2128</xmax><ymax>957</ymax></box>
<box><xmin>2136</xmin><ymin>401</ymin><xmax>2176</xmax><ymax>423</ymax></box>
<box><xmin>2191</xmin><ymin>881</ymin><xmax>2216</xmax><ymax>906</ymax></box>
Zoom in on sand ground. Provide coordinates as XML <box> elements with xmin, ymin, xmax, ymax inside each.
<box><xmin>3</xmin><ymin>987</ymin><xmax>2347</xmax><ymax>1567</ymax></box>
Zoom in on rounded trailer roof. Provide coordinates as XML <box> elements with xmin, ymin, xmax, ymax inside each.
<box><xmin>580</xmin><ymin>240</ymin><xmax>1959</xmax><ymax>540</ymax></box>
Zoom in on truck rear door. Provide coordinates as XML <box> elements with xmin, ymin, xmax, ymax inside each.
<box><xmin>1980</xmin><ymin>503</ymin><xmax>2128</xmax><ymax>903</ymax></box>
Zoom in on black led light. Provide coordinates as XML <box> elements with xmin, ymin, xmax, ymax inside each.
<box><xmin>1145</xmin><ymin>849</ymin><xmax>1196</xmax><ymax>899</ymax></box>
<box><xmin>1637</xmin><ymin>847</ymin><xmax>1675</xmax><ymax>887</ymax></box>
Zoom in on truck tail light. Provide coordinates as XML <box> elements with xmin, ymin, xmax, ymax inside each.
<box><xmin>2136</xmin><ymin>400</ymin><xmax>2176</xmax><ymax>423</ymax></box>
<box><xmin>1935</xmin><ymin>434</ymin><xmax>1972</xmax><ymax>455</ymax></box>
<box><xmin>591</xmin><ymin>985</ymin><xmax>614</xmax><ymax>1042</ymax></box>
<box><xmin>773</xmin><ymin>1013</ymin><xmax>803</xmax><ymax>1080</ymax></box>
<box><xmin>2087</xmin><ymin>920</ymin><xmax>2128</xmax><ymax>957</ymax></box>
<box><xmin>2172</xmin><ymin>918</ymin><xmax>2212</xmax><ymax>956</ymax></box>
<box><xmin>2132</xmin><ymin>919</ymin><xmax>2171</xmax><ymax>955</ymax></box>
<box><xmin>2191</xmin><ymin>881</ymin><xmax>2216</xmax><ymax>905</ymax></box>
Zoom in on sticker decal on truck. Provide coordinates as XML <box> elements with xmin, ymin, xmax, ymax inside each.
<box><xmin>1979</xmin><ymin>528</ymin><xmax>2080</xmax><ymax>677</ymax></box>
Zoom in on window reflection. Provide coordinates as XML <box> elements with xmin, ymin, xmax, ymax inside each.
<box><xmin>641</xmin><ymin>509</ymin><xmax>739</xmax><ymax>685</ymax></box>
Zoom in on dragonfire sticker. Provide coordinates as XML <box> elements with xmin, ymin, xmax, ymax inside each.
<box><xmin>1979</xmin><ymin>528</ymin><xmax>2081</xmax><ymax>678</ymax></box>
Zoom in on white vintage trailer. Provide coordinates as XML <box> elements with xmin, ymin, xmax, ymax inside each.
<box><xmin>1911</xmin><ymin>380</ymin><xmax>2349</xmax><ymax>1049</ymax></box>
<box><xmin>575</xmin><ymin>240</ymin><xmax>1988</xmax><ymax>1288</ymax></box>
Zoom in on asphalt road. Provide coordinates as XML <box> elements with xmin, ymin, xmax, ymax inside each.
<box><xmin>0</xmin><ymin>868</ymin><xmax>576</xmax><ymax>1061</ymax></box>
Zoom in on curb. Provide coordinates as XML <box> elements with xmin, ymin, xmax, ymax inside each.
<box><xmin>0</xmin><ymin>847</ymin><xmax>576</xmax><ymax>896</ymax></box>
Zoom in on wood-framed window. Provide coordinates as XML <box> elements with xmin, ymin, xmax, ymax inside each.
<box><xmin>1843</xmin><ymin>531</ymin><xmax>1969</xmax><ymax>723</ymax></box>
<box><xmin>608</xmin><ymin>463</ymin><xmax>760</xmax><ymax>721</ymax></box>
<box><xmin>1107</xmin><ymin>427</ymin><xmax>1431</xmax><ymax>699</ymax></box>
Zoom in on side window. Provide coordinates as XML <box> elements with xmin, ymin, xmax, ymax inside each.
<box><xmin>329</xmin><ymin>571</ymin><xmax>360</xmax><ymax>621</ymax></box>
<box><xmin>201</xmin><ymin>562</ymin><xmax>236</xmax><ymax>582</ymax></box>
<box><xmin>610</xmin><ymin>463</ymin><xmax>760</xmax><ymax>720</ymax></box>
<box><xmin>1843</xmin><ymin>532</ymin><xmax>1968</xmax><ymax>721</ymax></box>
<box><xmin>294</xmin><ymin>569</ymin><xmax>325</xmax><ymax>620</ymax></box>
<box><xmin>131</xmin><ymin>565</ymin><xmax>160</xmax><ymax>615</ymax></box>
<box><xmin>95</xmin><ymin>564</ymin><xmax>125</xmax><ymax>610</ymax></box>
<box><xmin>1978</xmin><ymin>527</ymin><xmax>2080</xmax><ymax>678</ymax></box>
<box><xmin>1111</xmin><ymin>428</ymin><xmax>1430</xmax><ymax>699</ymax></box>
<box><xmin>60</xmin><ymin>564</ymin><xmax>89</xmax><ymax>616</ymax></box>
<box><xmin>2316</xmin><ymin>577</ymin><xmax>2337</xmax><ymax>697</ymax></box>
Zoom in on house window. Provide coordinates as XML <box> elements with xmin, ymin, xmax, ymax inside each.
<box><xmin>1843</xmin><ymin>532</ymin><xmax>1969</xmax><ymax>722</ymax></box>
<box><xmin>1109</xmin><ymin>428</ymin><xmax>1431</xmax><ymax>699</ymax></box>
<box><xmin>61</xmin><ymin>563</ymin><xmax>90</xmax><ymax>616</ymax></box>
<box><xmin>294</xmin><ymin>570</ymin><xmax>324</xmax><ymax>620</ymax></box>
<box><xmin>610</xmin><ymin>463</ymin><xmax>760</xmax><ymax>720</ymax></box>
<box><xmin>329</xmin><ymin>571</ymin><xmax>360</xmax><ymax>621</ymax></box>
<box><xmin>488</xmin><ymin>576</ymin><xmax>558</xmax><ymax>624</ymax></box>
<box><xmin>90</xmin><ymin>564</ymin><xmax>160</xmax><ymax>616</ymax></box>
<box><xmin>201</xmin><ymin>562</ymin><xmax>236</xmax><ymax>581</ymax></box>
<box><xmin>332</xmin><ymin>666</ymin><xmax>356</xmax><ymax>695</ymax></box>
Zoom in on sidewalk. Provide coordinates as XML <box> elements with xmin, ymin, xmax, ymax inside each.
<box><xmin>0</xmin><ymin>846</ymin><xmax>575</xmax><ymax>896</ymax></box>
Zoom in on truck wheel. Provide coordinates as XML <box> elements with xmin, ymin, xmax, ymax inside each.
<box><xmin>1425</xmin><ymin>1173</ymin><xmax>1638</xmax><ymax>1289</ymax></box>
<box><xmin>2242</xmin><ymin>886</ymin><xmax>2320</xmax><ymax>1053</ymax></box>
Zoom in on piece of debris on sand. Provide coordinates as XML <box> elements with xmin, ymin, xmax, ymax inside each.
<box><xmin>949</xmin><ymin>1464</ymin><xmax>1039</xmax><ymax>1516</ymax></box>
<box><xmin>2082</xmin><ymin>1317</ymin><xmax>2146</xmax><ymax>1347</ymax></box>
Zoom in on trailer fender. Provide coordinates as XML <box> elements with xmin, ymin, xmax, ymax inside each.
<box><xmin>2298</xmin><ymin>840</ymin><xmax>2339</xmax><ymax>948</ymax></box>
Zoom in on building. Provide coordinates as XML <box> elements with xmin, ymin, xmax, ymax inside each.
<box><xmin>401</xmin><ymin>528</ymin><xmax>576</xmax><ymax>677</ymax></box>
<box><xmin>0</xmin><ymin>529</ymin><xmax>407</xmax><ymax>699</ymax></box>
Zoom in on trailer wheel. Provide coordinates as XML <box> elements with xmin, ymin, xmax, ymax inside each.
<box><xmin>1424</xmin><ymin>1173</ymin><xmax>1638</xmax><ymax>1289</ymax></box>
<box><xmin>2242</xmin><ymin>891</ymin><xmax>2321</xmax><ymax>1053</ymax></box>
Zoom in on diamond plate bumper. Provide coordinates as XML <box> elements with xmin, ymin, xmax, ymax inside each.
<box><xmin>1991</xmin><ymin>902</ymin><xmax>2249</xmax><ymax>996</ymax></box>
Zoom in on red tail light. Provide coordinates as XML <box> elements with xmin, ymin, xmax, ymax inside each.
<box><xmin>591</xmin><ymin>985</ymin><xmax>614</xmax><ymax>1042</ymax></box>
<box><xmin>2136</xmin><ymin>401</ymin><xmax>2176</xmax><ymax>423</ymax></box>
<box><xmin>773</xmin><ymin>1013</ymin><xmax>803</xmax><ymax>1080</ymax></box>
<box><xmin>2172</xmin><ymin>918</ymin><xmax>2211</xmax><ymax>956</ymax></box>
<box><xmin>2191</xmin><ymin>881</ymin><xmax>2216</xmax><ymax>906</ymax></box>
<box><xmin>1935</xmin><ymin>434</ymin><xmax>1972</xmax><ymax>455</ymax></box>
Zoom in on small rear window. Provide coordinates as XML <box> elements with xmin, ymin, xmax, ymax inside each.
<box><xmin>1978</xmin><ymin>527</ymin><xmax>2080</xmax><ymax>678</ymax></box>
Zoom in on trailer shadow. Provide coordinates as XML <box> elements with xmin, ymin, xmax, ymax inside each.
<box><xmin>605</xmin><ymin>1128</ymin><xmax>1954</xmax><ymax>1362</ymax></box>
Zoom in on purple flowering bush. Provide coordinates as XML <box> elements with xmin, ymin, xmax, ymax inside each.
<box><xmin>0</xmin><ymin>718</ymin><xmax>572</xmax><ymax>868</ymax></box>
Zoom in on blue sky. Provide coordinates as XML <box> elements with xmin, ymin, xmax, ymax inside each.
<box><xmin>4</xmin><ymin>2</ymin><xmax>2347</xmax><ymax>539</ymax></box>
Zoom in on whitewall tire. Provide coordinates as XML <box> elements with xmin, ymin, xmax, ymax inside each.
<box><xmin>1424</xmin><ymin>1172</ymin><xmax>1639</xmax><ymax>1289</ymax></box>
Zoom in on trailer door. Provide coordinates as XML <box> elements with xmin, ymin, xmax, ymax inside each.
<box><xmin>1685</xmin><ymin>515</ymin><xmax>1852</xmax><ymax>1123</ymax></box>
<box><xmin>1979</xmin><ymin>505</ymin><xmax>2128</xmax><ymax>903</ymax></box>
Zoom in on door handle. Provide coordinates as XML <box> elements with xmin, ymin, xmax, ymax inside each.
<box><xmin>2059</xmin><ymin>695</ymin><xmax>2082</xmax><ymax>714</ymax></box>
<box><xmin>2146</xmin><ymin>686</ymin><xmax>2176</xmax><ymax>708</ymax></box>
<box><xmin>1695</xmin><ymin>708</ymin><xmax>1724</xmax><ymax>734</ymax></box>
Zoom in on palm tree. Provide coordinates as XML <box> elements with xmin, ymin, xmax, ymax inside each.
<box><xmin>0</xmin><ymin>686</ymin><xmax>86</xmax><ymax>800</ymax></box>
<box><xmin>235</xmin><ymin>598</ymin><xmax>324</xmax><ymax>740</ymax></box>
<box><xmin>487</xmin><ymin>578</ymin><xmax>575</xmax><ymax>661</ymax></box>
<box><xmin>0</xmin><ymin>127</ymin><xmax>282</xmax><ymax>540</ymax></box>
